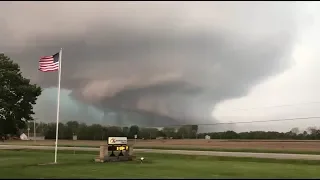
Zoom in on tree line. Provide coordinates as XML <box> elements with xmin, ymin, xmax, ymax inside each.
<box><xmin>25</xmin><ymin>121</ymin><xmax>320</xmax><ymax>140</ymax></box>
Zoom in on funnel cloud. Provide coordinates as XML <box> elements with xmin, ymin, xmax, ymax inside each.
<box><xmin>0</xmin><ymin>2</ymin><xmax>300</xmax><ymax>130</ymax></box>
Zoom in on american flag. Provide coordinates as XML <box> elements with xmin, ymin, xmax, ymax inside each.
<box><xmin>38</xmin><ymin>52</ymin><xmax>60</xmax><ymax>72</ymax></box>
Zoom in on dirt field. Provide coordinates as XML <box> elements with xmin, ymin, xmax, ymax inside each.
<box><xmin>3</xmin><ymin>139</ymin><xmax>320</xmax><ymax>152</ymax></box>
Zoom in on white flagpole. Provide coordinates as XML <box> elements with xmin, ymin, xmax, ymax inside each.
<box><xmin>54</xmin><ymin>48</ymin><xmax>62</xmax><ymax>163</ymax></box>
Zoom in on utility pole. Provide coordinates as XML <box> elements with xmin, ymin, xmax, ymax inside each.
<box><xmin>33</xmin><ymin>118</ymin><xmax>39</xmax><ymax>143</ymax></box>
<box><xmin>27</xmin><ymin>127</ymin><xmax>30</xmax><ymax>140</ymax></box>
<box><xmin>33</xmin><ymin>119</ymin><xmax>36</xmax><ymax>143</ymax></box>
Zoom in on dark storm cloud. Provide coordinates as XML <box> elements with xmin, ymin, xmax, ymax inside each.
<box><xmin>0</xmin><ymin>2</ymin><xmax>299</xmax><ymax>127</ymax></box>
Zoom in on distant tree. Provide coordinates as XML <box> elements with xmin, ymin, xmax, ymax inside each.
<box><xmin>307</xmin><ymin>126</ymin><xmax>318</xmax><ymax>135</ymax></box>
<box><xmin>44</xmin><ymin>123</ymin><xmax>56</xmax><ymax>139</ymax></box>
<box><xmin>139</xmin><ymin>128</ymin><xmax>159</xmax><ymax>139</ymax></box>
<box><xmin>101</xmin><ymin>127</ymin><xmax>108</xmax><ymax>140</ymax></box>
<box><xmin>139</xmin><ymin>128</ymin><xmax>150</xmax><ymax>139</ymax></box>
<box><xmin>65</xmin><ymin>121</ymin><xmax>80</xmax><ymax>139</ymax></box>
<box><xmin>290</xmin><ymin>127</ymin><xmax>300</xmax><ymax>135</ymax></box>
<box><xmin>37</xmin><ymin>122</ymin><xmax>48</xmax><ymax>135</ymax></box>
<box><xmin>66</xmin><ymin>121</ymin><xmax>79</xmax><ymax>134</ymax></box>
<box><xmin>223</xmin><ymin>130</ymin><xmax>239</xmax><ymax>139</ymax></box>
<box><xmin>57</xmin><ymin>122</ymin><xmax>67</xmax><ymax>139</ymax></box>
<box><xmin>122</xmin><ymin>127</ymin><xmax>129</xmax><ymax>137</ymax></box>
<box><xmin>107</xmin><ymin>126</ymin><xmax>122</xmax><ymax>137</ymax></box>
<box><xmin>128</xmin><ymin>125</ymin><xmax>139</xmax><ymax>138</ymax></box>
<box><xmin>157</xmin><ymin>129</ymin><xmax>165</xmax><ymax>137</ymax></box>
<box><xmin>162</xmin><ymin>127</ymin><xmax>176</xmax><ymax>138</ymax></box>
<box><xmin>0</xmin><ymin>53</ymin><xmax>42</xmax><ymax>136</ymax></box>
<box><xmin>89</xmin><ymin>124</ymin><xmax>103</xmax><ymax>140</ymax></box>
<box><xmin>191</xmin><ymin>125</ymin><xmax>198</xmax><ymax>138</ymax></box>
<box><xmin>177</xmin><ymin>125</ymin><xmax>193</xmax><ymax>139</ymax></box>
<box><xmin>28</xmin><ymin>119</ymin><xmax>320</xmax><ymax>141</ymax></box>
<box><xmin>78</xmin><ymin>123</ymin><xmax>89</xmax><ymax>140</ymax></box>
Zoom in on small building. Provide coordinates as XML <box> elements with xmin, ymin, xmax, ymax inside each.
<box><xmin>23</xmin><ymin>133</ymin><xmax>45</xmax><ymax>140</ymax></box>
<box><xmin>20</xmin><ymin>133</ymin><xmax>28</xmax><ymax>140</ymax></box>
<box><xmin>205</xmin><ymin>135</ymin><xmax>211</xmax><ymax>140</ymax></box>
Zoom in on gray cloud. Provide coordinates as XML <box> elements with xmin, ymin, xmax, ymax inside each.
<box><xmin>0</xmin><ymin>2</ymin><xmax>300</xmax><ymax>129</ymax></box>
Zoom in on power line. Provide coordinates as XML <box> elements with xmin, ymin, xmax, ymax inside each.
<box><xmin>214</xmin><ymin>101</ymin><xmax>320</xmax><ymax>112</ymax></box>
<box><xmin>168</xmin><ymin>116</ymin><xmax>320</xmax><ymax>127</ymax></box>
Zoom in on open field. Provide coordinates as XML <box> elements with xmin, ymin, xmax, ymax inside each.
<box><xmin>1</xmin><ymin>150</ymin><xmax>320</xmax><ymax>178</ymax></box>
<box><xmin>3</xmin><ymin>145</ymin><xmax>320</xmax><ymax>160</ymax></box>
<box><xmin>4</xmin><ymin>139</ymin><xmax>320</xmax><ymax>154</ymax></box>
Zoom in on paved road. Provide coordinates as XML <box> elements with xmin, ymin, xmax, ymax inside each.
<box><xmin>1</xmin><ymin>144</ymin><xmax>320</xmax><ymax>160</ymax></box>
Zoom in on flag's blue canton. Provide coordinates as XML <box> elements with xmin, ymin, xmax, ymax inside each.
<box><xmin>53</xmin><ymin>52</ymin><xmax>59</xmax><ymax>63</ymax></box>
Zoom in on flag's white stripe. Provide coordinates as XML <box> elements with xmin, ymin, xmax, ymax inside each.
<box><xmin>39</xmin><ymin>62</ymin><xmax>59</xmax><ymax>67</ymax></box>
<box><xmin>39</xmin><ymin>61</ymin><xmax>56</xmax><ymax>65</ymax></box>
<box><xmin>40</xmin><ymin>59</ymin><xmax>54</xmax><ymax>62</ymax></box>
<box><xmin>40</xmin><ymin>58</ymin><xmax>54</xmax><ymax>61</ymax></box>
<box><xmin>39</xmin><ymin>62</ymin><xmax>59</xmax><ymax>65</ymax></box>
<box><xmin>39</xmin><ymin>60</ymin><xmax>54</xmax><ymax>63</ymax></box>
<box><xmin>40</xmin><ymin>67</ymin><xmax>58</xmax><ymax>70</ymax></box>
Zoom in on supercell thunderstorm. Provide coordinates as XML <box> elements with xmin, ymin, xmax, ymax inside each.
<box><xmin>0</xmin><ymin>2</ymin><xmax>299</xmax><ymax>131</ymax></box>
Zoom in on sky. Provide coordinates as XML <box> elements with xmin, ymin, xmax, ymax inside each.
<box><xmin>1</xmin><ymin>2</ymin><xmax>319</xmax><ymax>132</ymax></box>
<box><xmin>213</xmin><ymin>2</ymin><xmax>320</xmax><ymax>132</ymax></box>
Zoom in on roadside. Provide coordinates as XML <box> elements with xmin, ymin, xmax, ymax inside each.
<box><xmin>2</xmin><ymin>142</ymin><xmax>320</xmax><ymax>155</ymax></box>
<box><xmin>2</xmin><ymin>144</ymin><xmax>320</xmax><ymax>160</ymax></box>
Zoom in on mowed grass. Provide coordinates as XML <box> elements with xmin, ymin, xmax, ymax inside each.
<box><xmin>6</xmin><ymin>143</ymin><xmax>320</xmax><ymax>155</ymax></box>
<box><xmin>53</xmin><ymin>145</ymin><xmax>320</xmax><ymax>155</ymax></box>
<box><xmin>1</xmin><ymin>150</ymin><xmax>320</xmax><ymax>178</ymax></box>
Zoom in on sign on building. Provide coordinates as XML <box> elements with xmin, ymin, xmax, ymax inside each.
<box><xmin>108</xmin><ymin>137</ymin><xmax>127</xmax><ymax>145</ymax></box>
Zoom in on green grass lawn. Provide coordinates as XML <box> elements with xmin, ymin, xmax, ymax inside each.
<box><xmin>1</xmin><ymin>150</ymin><xmax>320</xmax><ymax>178</ymax></box>
<box><xmin>4</xmin><ymin>142</ymin><xmax>320</xmax><ymax>155</ymax></box>
<box><xmin>53</xmin><ymin>145</ymin><xmax>320</xmax><ymax>155</ymax></box>
<box><xmin>135</xmin><ymin>146</ymin><xmax>320</xmax><ymax>155</ymax></box>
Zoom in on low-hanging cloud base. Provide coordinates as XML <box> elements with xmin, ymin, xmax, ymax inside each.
<box><xmin>0</xmin><ymin>2</ymin><xmax>301</xmax><ymax>131</ymax></box>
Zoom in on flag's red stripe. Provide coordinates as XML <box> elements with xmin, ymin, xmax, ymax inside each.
<box><xmin>39</xmin><ymin>65</ymin><xmax>59</xmax><ymax>70</ymax></box>
<box><xmin>39</xmin><ymin>68</ymin><xmax>58</xmax><ymax>72</ymax></box>
<box><xmin>40</xmin><ymin>56</ymin><xmax>53</xmax><ymax>59</ymax></box>
<box><xmin>39</xmin><ymin>63</ymin><xmax>58</xmax><ymax>68</ymax></box>
<box><xmin>39</xmin><ymin>66</ymin><xmax>58</xmax><ymax>69</ymax></box>
<box><xmin>39</xmin><ymin>55</ymin><xmax>59</xmax><ymax>72</ymax></box>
